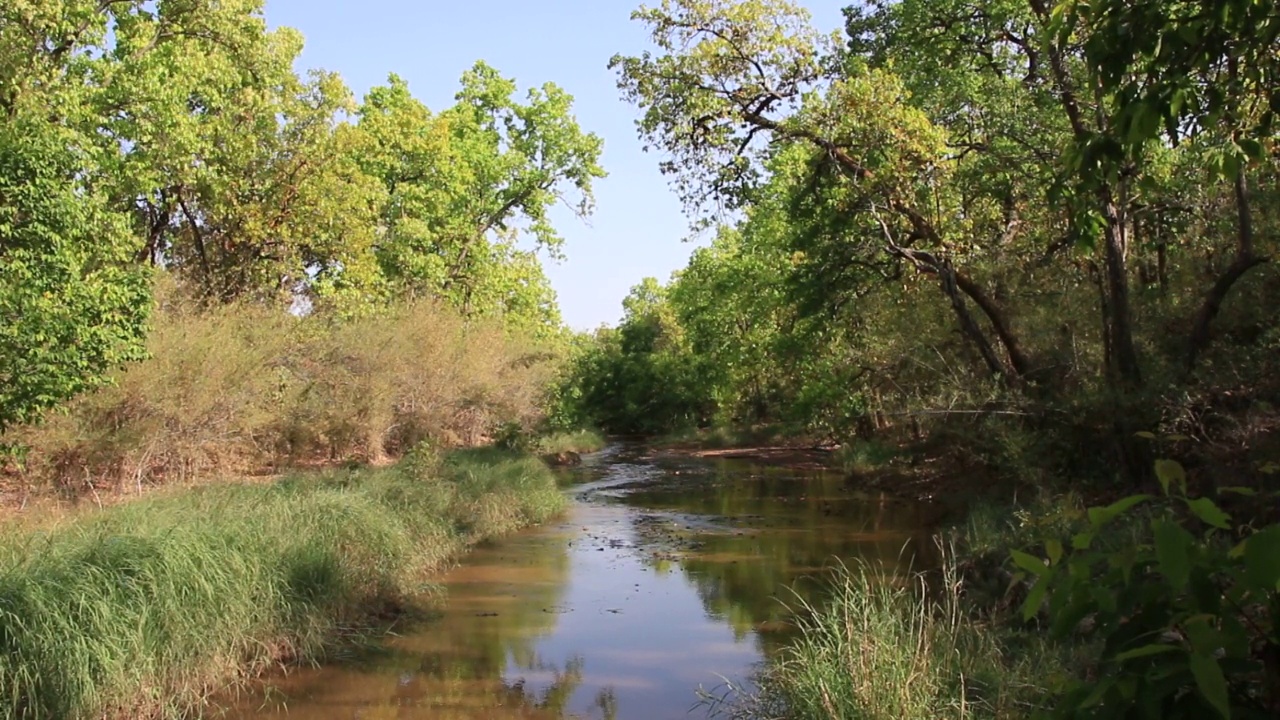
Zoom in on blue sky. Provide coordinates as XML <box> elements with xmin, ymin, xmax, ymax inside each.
<box><xmin>265</xmin><ymin>0</ymin><xmax>851</xmax><ymax>330</ymax></box>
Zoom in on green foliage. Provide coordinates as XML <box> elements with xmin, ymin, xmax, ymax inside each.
<box><xmin>1071</xmin><ymin>0</ymin><xmax>1280</xmax><ymax>151</ymax></box>
<box><xmin>0</xmin><ymin>447</ymin><xmax>565</xmax><ymax>720</ymax></box>
<box><xmin>1020</xmin><ymin>460</ymin><xmax>1280</xmax><ymax>718</ymax></box>
<box><xmin>552</xmin><ymin>279</ymin><xmax>717</xmax><ymax>434</ymax></box>
<box><xmin>349</xmin><ymin>66</ymin><xmax>604</xmax><ymax>325</ymax></box>
<box><xmin>748</xmin><ymin>559</ymin><xmax>1060</xmax><ymax>720</ymax></box>
<box><xmin>597</xmin><ymin>0</ymin><xmax>1280</xmax><ymax>472</ymax></box>
<box><xmin>0</xmin><ymin>117</ymin><xmax>150</xmax><ymax>431</ymax></box>
<box><xmin>0</xmin><ymin>0</ymin><xmax>598</xmax><ymax>429</ymax></box>
<box><xmin>533</xmin><ymin>430</ymin><xmax>606</xmax><ymax>456</ymax></box>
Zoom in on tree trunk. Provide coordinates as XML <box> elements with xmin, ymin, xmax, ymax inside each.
<box><xmin>939</xmin><ymin>260</ymin><xmax>1013</xmax><ymax>383</ymax></box>
<box><xmin>1186</xmin><ymin>171</ymin><xmax>1269</xmax><ymax>372</ymax></box>
<box><xmin>1029</xmin><ymin>0</ymin><xmax>1141</xmax><ymax>389</ymax></box>
<box><xmin>954</xmin><ymin>271</ymin><xmax>1034</xmax><ymax>378</ymax></box>
<box><xmin>1100</xmin><ymin>193</ymin><xmax>1142</xmax><ymax>388</ymax></box>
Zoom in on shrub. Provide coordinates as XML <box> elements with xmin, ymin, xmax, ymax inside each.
<box><xmin>1017</xmin><ymin>459</ymin><xmax>1280</xmax><ymax>718</ymax></box>
<box><xmin>3</xmin><ymin>288</ymin><xmax>560</xmax><ymax>494</ymax></box>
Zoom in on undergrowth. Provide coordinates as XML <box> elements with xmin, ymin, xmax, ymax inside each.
<box><xmin>2</xmin><ymin>281</ymin><xmax>561</xmax><ymax>496</ymax></box>
<box><xmin>704</xmin><ymin>555</ymin><xmax>1067</xmax><ymax>720</ymax></box>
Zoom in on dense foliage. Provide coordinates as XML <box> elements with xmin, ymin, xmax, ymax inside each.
<box><xmin>1017</xmin><ymin>458</ymin><xmax>1280</xmax><ymax>718</ymax></box>
<box><xmin>0</xmin><ymin>0</ymin><xmax>602</xmax><ymax>432</ymax></box>
<box><xmin>556</xmin><ymin>0</ymin><xmax>1279</xmax><ymax>479</ymax></box>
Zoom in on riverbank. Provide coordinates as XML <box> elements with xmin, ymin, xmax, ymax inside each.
<box><xmin>649</xmin><ymin>426</ymin><xmax>997</xmax><ymax>504</ymax></box>
<box><xmin>0</xmin><ymin>445</ymin><xmax>566</xmax><ymax>720</ymax></box>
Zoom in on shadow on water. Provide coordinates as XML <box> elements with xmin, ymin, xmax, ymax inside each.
<box><xmin>222</xmin><ymin>443</ymin><xmax>938</xmax><ymax>720</ymax></box>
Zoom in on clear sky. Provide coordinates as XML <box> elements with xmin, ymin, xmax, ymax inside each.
<box><xmin>264</xmin><ymin>0</ymin><xmax>851</xmax><ymax>330</ymax></box>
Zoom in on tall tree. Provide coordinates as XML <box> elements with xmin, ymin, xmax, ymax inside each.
<box><xmin>353</xmin><ymin>65</ymin><xmax>604</xmax><ymax>322</ymax></box>
<box><xmin>1067</xmin><ymin>0</ymin><xmax>1280</xmax><ymax>371</ymax></box>
<box><xmin>611</xmin><ymin>0</ymin><xmax>1033</xmax><ymax>385</ymax></box>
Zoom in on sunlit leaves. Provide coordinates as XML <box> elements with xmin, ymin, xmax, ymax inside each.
<box><xmin>0</xmin><ymin>117</ymin><xmax>151</xmax><ymax>429</ymax></box>
<box><xmin>352</xmin><ymin>65</ymin><xmax>602</xmax><ymax>328</ymax></box>
<box><xmin>611</xmin><ymin>0</ymin><xmax>836</xmax><ymax>221</ymax></box>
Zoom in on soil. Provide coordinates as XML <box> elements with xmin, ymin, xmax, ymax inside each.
<box><xmin>653</xmin><ymin>444</ymin><xmax>838</xmax><ymax>471</ymax></box>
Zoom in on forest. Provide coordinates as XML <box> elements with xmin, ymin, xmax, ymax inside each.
<box><xmin>569</xmin><ymin>0</ymin><xmax>1280</xmax><ymax>716</ymax></box>
<box><xmin>562</xmin><ymin>0</ymin><xmax>1280</xmax><ymax>481</ymax></box>
<box><xmin>1</xmin><ymin>0</ymin><xmax>1279</xmax><ymax>718</ymax></box>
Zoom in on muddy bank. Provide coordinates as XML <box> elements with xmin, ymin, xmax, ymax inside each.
<box><xmin>652</xmin><ymin>444</ymin><xmax>838</xmax><ymax>471</ymax></box>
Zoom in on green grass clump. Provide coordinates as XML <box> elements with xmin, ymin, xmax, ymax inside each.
<box><xmin>656</xmin><ymin>424</ymin><xmax>796</xmax><ymax>450</ymax></box>
<box><xmin>0</xmin><ymin>448</ymin><xmax>565</xmax><ymax>720</ymax></box>
<box><xmin>744</xmin><ymin>559</ymin><xmax>1060</xmax><ymax>720</ymax></box>
<box><xmin>533</xmin><ymin>430</ymin><xmax>606</xmax><ymax>455</ymax></box>
<box><xmin>834</xmin><ymin>439</ymin><xmax>898</xmax><ymax>474</ymax></box>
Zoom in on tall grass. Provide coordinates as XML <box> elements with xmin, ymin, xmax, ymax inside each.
<box><xmin>834</xmin><ymin>439</ymin><xmax>898</xmax><ymax>474</ymax></box>
<box><xmin>533</xmin><ymin>430</ymin><xmax>606</xmax><ymax>455</ymax></box>
<box><xmin>4</xmin><ymin>281</ymin><xmax>561</xmax><ymax>495</ymax></box>
<box><xmin>0</xmin><ymin>447</ymin><xmax>565</xmax><ymax>720</ymax></box>
<box><xmin>738</xmin><ymin>557</ymin><xmax>1059</xmax><ymax>720</ymax></box>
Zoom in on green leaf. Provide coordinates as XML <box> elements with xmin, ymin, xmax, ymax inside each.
<box><xmin>1228</xmin><ymin>538</ymin><xmax>1249</xmax><ymax>560</ymax></box>
<box><xmin>1113</xmin><ymin>643</ymin><xmax>1179</xmax><ymax>662</ymax></box>
<box><xmin>1155</xmin><ymin>459</ymin><xmax>1186</xmax><ymax>496</ymax></box>
<box><xmin>1217</xmin><ymin>486</ymin><xmax>1256</xmax><ymax>497</ymax></box>
<box><xmin>1189</xmin><ymin>653</ymin><xmax>1230</xmax><ymax>719</ymax></box>
<box><xmin>1186</xmin><ymin>497</ymin><xmax>1231</xmax><ymax>529</ymax></box>
<box><xmin>1088</xmin><ymin>494</ymin><xmax>1151</xmax><ymax>527</ymax></box>
<box><xmin>1244</xmin><ymin>526</ymin><xmax>1280</xmax><ymax>589</ymax></box>
<box><xmin>1011</xmin><ymin>549</ymin><xmax>1049</xmax><ymax>577</ymax></box>
<box><xmin>1021</xmin><ymin>579</ymin><xmax>1049</xmax><ymax>621</ymax></box>
<box><xmin>1072</xmin><ymin>530</ymin><xmax>1095</xmax><ymax>550</ymax></box>
<box><xmin>1079</xmin><ymin>675</ymin><xmax>1115</xmax><ymax>709</ymax></box>
<box><xmin>1046</xmin><ymin>538</ymin><xmax>1064</xmax><ymax>566</ymax></box>
<box><xmin>1153</xmin><ymin>519</ymin><xmax>1193</xmax><ymax>591</ymax></box>
<box><xmin>1238</xmin><ymin>138</ymin><xmax>1264</xmax><ymax>161</ymax></box>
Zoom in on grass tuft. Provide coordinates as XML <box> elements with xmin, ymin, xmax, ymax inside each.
<box><xmin>715</xmin><ymin>551</ymin><xmax>1064</xmax><ymax>720</ymax></box>
<box><xmin>533</xmin><ymin>430</ymin><xmax>606</xmax><ymax>455</ymax></box>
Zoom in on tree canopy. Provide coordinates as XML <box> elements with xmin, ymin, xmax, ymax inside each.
<box><xmin>0</xmin><ymin>0</ymin><xmax>604</xmax><ymax>426</ymax></box>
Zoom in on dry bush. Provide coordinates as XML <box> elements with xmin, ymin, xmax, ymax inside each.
<box><xmin>4</xmin><ymin>290</ymin><xmax>559</xmax><ymax>495</ymax></box>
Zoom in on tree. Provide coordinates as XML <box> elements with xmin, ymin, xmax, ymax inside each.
<box><xmin>1066</xmin><ymin>0</ymin><xmax>1280</xmax><ymax>372</ymax></box>
<box><xmin>611</xmin><ymin>0</ymin><xmax>1035</xmax><ymax>386</ymax></box>
<box><xmin>353</xmin><ymin>65</ymin><xmax>605</xmax><ymax>322</ymax></box>
<box><xmin>2</xmin><ymin>0</ymin><xmax>384</xmax><ymax>303</ymax></box>
<box><xmin>0</xmin><ymin>117</ymin><xmax>151</xmax><ymax>430</ymax></box>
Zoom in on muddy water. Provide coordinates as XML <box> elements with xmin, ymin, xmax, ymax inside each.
<box><xmin>225</xmin><ymin>444</ymin><xmax>938</xmax><ymax>720</ymax></box>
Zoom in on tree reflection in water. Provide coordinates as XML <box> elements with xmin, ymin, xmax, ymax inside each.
<box><xmin>624</xmin><ymin>458</ymin><xmax>938</xmax><ymax>655</ymax></box>
<box><xmin>227</xmin><ymin>449</ymin><xmax>933</xmax><ymax>720</ymax></box>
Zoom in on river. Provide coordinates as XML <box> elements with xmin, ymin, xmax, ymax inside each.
<box><xmin>225</xmin><ymin>443</ymin><xmax>938</xmax><ymax>720</ymax></box>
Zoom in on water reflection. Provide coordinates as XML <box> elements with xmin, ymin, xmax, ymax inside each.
<box><xmin>225</xmin><ymin>446</ymin><xmax>934</xmax><ymax>720</ymax></box>
<box><xmin>620</xmin><ymin>457</ymin><xmax>939</xmax><ymax>654</ymax></box>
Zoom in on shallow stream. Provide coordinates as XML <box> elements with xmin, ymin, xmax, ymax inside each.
<box><xmin>226</xmin><ymin>444</ymin><xmax>938</xmax><ymax>719</ymax></box>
